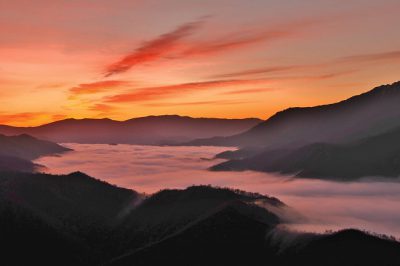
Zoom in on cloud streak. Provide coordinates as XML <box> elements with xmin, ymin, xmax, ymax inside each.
<box><xmin>104</xmin><ymin>20</ymin><xmax>203</xmax><ymax>77</ymax></box>
<box><xmin>340</xmin><ymin>50</ymin><xmax>400</xmax><ymax>63</ymax></box>
<box><xmin>70</xmin><ymin>80</ymin><xmax>131</xmax><ymax>95</ymax></box>
<box><xmin>103</xmin><ymin>71</ymin><xmax>352</xmax><ymax>103</ymax></box>
<box><xmin>0</xmin><ymin>112</ymin><xmax>66</xmax><ymax>126</ymax></box>
<box><xmin>211</xmin><ymin>66</ymin><xmax>302</xmax><ymax>79</ymax></box>
<box><xmin>143</xmin><ymin>99</ymin><xmax>253</xmax><ymax>107</ymax></box>
<box><xmin>178</xmin><ymin>18</ymin><xmax>317</xmax><ymax>58</ymax></box>
<box><xmin>103</xmin><ymin>18</ymin><xmax>316</xmax><ymax>77</ymax></box>
<box><xmin>89</xmin><ymin>103</ymin><xmax>117</xmax><ymax>112</ymax></box>
<box><xmin>181</xmin><ymin>30</ymin><xmax>291</xmax><ymax>58</ymax></box>
<box><xmin>221</xmin><ymin>88</ymin><xmax>276</xmax><ymax>95</ymax></box>
<box><xmin>104</xmin><ymin>79</ymin><xmax>272</xmax><ymax>103</ymax></box>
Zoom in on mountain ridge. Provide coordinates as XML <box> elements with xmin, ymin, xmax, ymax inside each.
<box><xmin>201</xmin><ymin>81</ymin><xmax>400</xmax><ymax>180</ymax></box>
<box><xmin>0</xmin><ymin>115</ymin><xmax>262</xmax><ymax>145</ymax></box>
<box><xmin>189</xmin><ymin>81</ymin><xmax>400</xmax><ymax>148</ymax></box>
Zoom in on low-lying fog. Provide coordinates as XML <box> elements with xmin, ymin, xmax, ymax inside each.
<box><xmin>35</xmin><ymin>143</ymin><xmax>400</xmax><ymax>238</ymax></box>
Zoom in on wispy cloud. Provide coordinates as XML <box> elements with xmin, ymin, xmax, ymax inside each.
<box><xmin>181</xmin><ymin>31</ymin><xmax>290</xmax><ymax>58</ymax></box>
<box><xmin>143</xmin><ymin>100</ymin><xmax>253</xmax><ymax>107</ymax></box>
<box><xmin>178</xmin><ymin>19</ymin><xmax>316</xmax><ymax>58</ymax></box>
<box><xmin>340</xmin><ymin>50</ymin><xmax>400</xmax><ymax>63</ymax></box>
<box><xmin>70</xmin><ymin>80</ymin><xmax>131</xmax><ymax>95</ymax></box>
<box><xmin>103</xmin><ymin>20</ymin><xmax>204</xmax><ymax>77</ymax></box>
<box><xmin>221</xmin><ymin>88</ymin><xmax>276</xmax><ymax>95</ymax></box>
<box><xmin>211</xmin><ymin>66</ymin><xmax>301</xmax><ymax>79</ymax></box>
<box><xmin>0</xmin><ymin>112</ymin><xmax>66</xmax><ymax>126</ymax></box>
<box><xmin>103</xmin><ymin>18</ymin><xmax>317</xmax><ymax>77</ymax></box>
<box><xmin>0</xmin><ymin>112</ymin><xmax>41</xmax><ymax>125</ymax></box>
<box><xmin>104</xmin><ymin>79</ymin><xmax>271</xmax><ymax>103</ymax></box>
<box><xmin>51</xmin><ymin>114</ymin><xmax>68</xmax><ymax>121</ymax></box>
<box><xmin>89</xmin><ymin>103</ymin><xmax>117</xmax><ymax>112</ymax></box>
<box><xmin>212</xmin><ymin>62</ymin><xmax>356</xmax><ymax>80</ymax></box>
<box><xmin>103</xmin><ymin>71</ymin><xmax>351</xmax><ymax>103</ymax></box>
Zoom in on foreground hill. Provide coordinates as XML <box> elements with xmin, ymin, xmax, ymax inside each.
<box><xmin>1</xmin><ymin>171</ymin><xmax>399</xmax><ymax>266</ymax></box>
<box><xmin>109</xmin><ymin>227</ymin><xmax>400</xmax><ymax>266</ymax></box>
<box><xmin>108</xmin><ymin>186</ymin><xmax>285</xmax><ymax>257</ymax></box>
<box><xmin>0</xmin><ymin>171</ymin><xmax>140</xmax><ymax>265</ymax></box>
<box><xmin>0</xmin><ymin>115</ymin><xmax>261</xmax><ymax>145</ymax></box>
<box><xmin>212</xmin><ymin>125</ymin><xmax>400</xmax><ymax>180</ymax></box>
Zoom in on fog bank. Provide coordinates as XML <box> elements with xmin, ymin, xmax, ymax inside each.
<box><xmin>35</xmin><ymin>143</ymin><xmax>400</xmax><ymax>238</ymax></box>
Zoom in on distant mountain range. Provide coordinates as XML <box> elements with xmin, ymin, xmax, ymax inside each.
<box><xmin>0</xmin><ymin>115</ymin><xmax>261</xmax><ymax>145</ymax></box>
<box><xmin>200</xmin><ymin>81</ymin><xmax>400</xmax><ymax>180</ymax></box>
<box><xmin>1</xmin><ymin>171</ymin><xmax>399</xmax><ymax>266</ymax></box>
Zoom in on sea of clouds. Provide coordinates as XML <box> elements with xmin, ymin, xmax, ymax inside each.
<box><xmin>35</xmin><ymin>143</ymin><xmax>400</xmax><ymax>238</ymax></box>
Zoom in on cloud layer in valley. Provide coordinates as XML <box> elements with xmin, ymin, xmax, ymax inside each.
<box><xmin>35</xmin><ymin>143</ymin><xmax>400</xmax><ymax>239</ymax></box>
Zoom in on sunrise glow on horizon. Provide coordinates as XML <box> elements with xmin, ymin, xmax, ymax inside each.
<box><xmin>1</xmin><ymin>0</ymin><xmax>400</xmax><ymax>126</ymax></box>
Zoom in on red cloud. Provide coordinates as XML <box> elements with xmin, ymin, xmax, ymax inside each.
<box><xmin>102</xmin><ymin>18</ymin><xmax>316</xmax><ymax>77</ymax></box>
<box><xmin>70</xmin><ymin>80</ymin><xmax>131</xmax><ymax>95</ymax></box>
<box><xmin>104</xmin><ymin>20</ymin><xmax>203</xmax><ymax>77</ymax></box>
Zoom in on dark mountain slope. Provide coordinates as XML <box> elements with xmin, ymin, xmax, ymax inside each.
<box><xmin>212</xmin><ymin>125</ymin><xmax>400</xmax><ymax>180</ymax></box>
<box><xmin>1</xmin><ymin>172</ymin><xmax>399</xmax><ymax>266</ymax></box>
<box><xmin>191</xmin><ymin>81</ymin><xmax>400</xmax><ymax>149</ymax></box>
<box><xmin>108</xmin><ymin>206</ymin><xmax>276</xmax><ymax>266</ymax></box>
<box><xmin>0</xmin><ymin>155</ymin><xmax>41</xmax><ymax>172</ymax></box>
<box><xmin>0</xmin><ymin>199</ymin><xmax>90</xmax><ymax>266</ymax></box>
<box><xmin>108</xmin><ymin>186</ymin><xmax>284</xmax><ymax>257</ymax></box>
<box><xmin>108</xmin><ymin>219</ymin><xmax>400</xmax><ymax>266</ymax></box>
<box><xmin>0</xmin><ymin>171</ymin><xmax>139</xmax><ymax>230</ymax></box>
<box><xmin>0</xmin><ymin>133</ymin><xmax>70</xmax><ymax>160</ymax></box>
<box><xmin>0</xmin><ymin>115</ymin><xmax>261</xmax><ymax>145</ymax></box>
<box><xmin>0</xmin><ymin>171</ymin><xmax>141</xmax><ymax>265</ymax></box>
<box><xmin>276</xmin><ymin>229</ymin><xmax>400</xmax><ymax>266</ymax></box>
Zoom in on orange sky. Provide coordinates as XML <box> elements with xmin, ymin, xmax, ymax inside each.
<box><xmin>1</xmin><ymin>0</ymin><xmax>400</xmax><ymax>126</ymax></box>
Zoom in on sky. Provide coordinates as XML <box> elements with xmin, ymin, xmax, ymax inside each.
<box><xmin>1</xmin><ymin>0</ymin><xmax>400</xmax><ymax>126</ymax></box>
